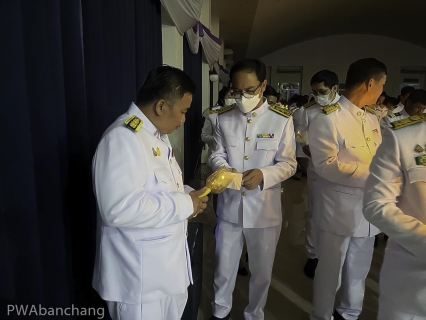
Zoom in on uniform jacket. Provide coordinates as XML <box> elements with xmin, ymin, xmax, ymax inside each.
<box><xmin>92</xmin><ymin>103</ymin><xmax>194</xmax><ymax>304</ymax></box>
<box><xmin>308</xmin><ymin>96</ymin><xmax>381</xmax><ymax>237</ymax></box>
<box><xmin>209</xmin><ymin>99</ymin><xmax>297</xmax><ymax>228</ymax></box>
<box><xmin>364</xmin><ymin>118</ymin><xmax>426</xmax><ymax>315</ymax></box>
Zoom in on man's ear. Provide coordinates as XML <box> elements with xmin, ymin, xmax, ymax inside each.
<box><xmin>367</xmin><ymin>79</ymin><xmax>374</xmax><ymax>92</ymax></box>
<box><xmin>155</xmin><ymin>100</ymin><xmax>166</xmax><ymax>116</ymax></box>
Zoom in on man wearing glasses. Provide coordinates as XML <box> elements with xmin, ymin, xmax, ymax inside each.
<box><xmin>209</xmin><ymin>59</ymin><xmax>297</xmax><ymax>320</ymax></box>
<box><xmin>300</xmin><ymin>70</ymin><xmax>340</xmax><ymax>279</ymax></box>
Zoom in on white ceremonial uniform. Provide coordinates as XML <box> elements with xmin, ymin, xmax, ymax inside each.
<box><xmin>209</xmin><ymin>99</ymin><xmax>297</xmax><ymax>320</ymax></box>
<box><xmin>381</xmin><ymin>108</ymin><xmax>410</xmax><ymax>128</ymax></box>
<box><xmin>301</xmin><ymin>94</ymin><xmax>341</xmax><ymax>259</ymax></box>
<box><xmin>308</xmin><ymin>96</ymin><xmax>381</xmax><ymax>320</ymax></box>
<box><xmin>393</xmin><ymin>101</ymin><xmax>404</xmax><ymax>113</ymax></box>
<box><xmin>363</xmin><ymin>115</ymin><xmax>426</xmax><ymax>320</ymax></box>
<box><xmin>92</xmin><ymin>103</ymin><xmax>194</xmax><ymax>320</ymax></box>
<box><xmin>201</xmin><ymin>106</ymin><xmax>221</xmax><ymax>149</ymax></box>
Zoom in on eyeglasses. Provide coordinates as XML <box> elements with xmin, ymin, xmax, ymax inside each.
<box><xmin>230</xmin><ymin>83</ymin><xmax>262</xmax><ymax>99</ymax></box>
<box><xmin>310</xmin><ymin>89</ymin><xmax>331</xmax><ymax>96</ymax></box>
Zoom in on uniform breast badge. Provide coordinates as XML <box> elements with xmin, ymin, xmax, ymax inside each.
<box><xmin>152</xmin><ymin>147</ymin><xmax>158</xmax><ymax>157</ymax></box>
<box><xmin>156</xmin><ymin>147</ymin><xmax>161</xmax><ymax>156</ymax></box>
<box><xmin>124</xmin><ymin>115</ymin><xmax>143</xmax><ymax>132</ymax></box>
<box><xmin>257</xmin><ymin>134</ymin><xmax>275</xmax><ymax>138</ymax></box>
<box><xmin>415</xmin><ymin>144</ymin><xmax>425</xmax><ymax>153</ymax></box>
<box><xmin>415</xmin><ymin>154</ymin><xmax>426</xmax><ymax>166</ymax></box>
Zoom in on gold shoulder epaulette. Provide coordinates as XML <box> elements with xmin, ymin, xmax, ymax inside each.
<box><xmin>365</xmin><ymin>106</ymin><xmax>376</xmax><ymax>115</ymax></box>
<box><xmin>218</xmin><ymin>104</ymin><xmax>235</xmax><ymax>115</ymax></box>
<box><xmin>270</xmin><ymin>104</ymin><xmax>291</xmax><ymax>118</ymax></box>
<box><xmin>124</xmin><ymin>115</ymin><xmax>143</xmax><ymax>132</ymax></box>
<box><xmin>391</xmin><ymin>114</ymin><xmax>426</xmax><ymax>130</ymax></box>
<box><xmin>322</xmin><ymin>103</ymin><xmax>340</xmax><ymax>115</ymax></box>
<box><xmin>209</xmin><ymin>110</ymin><xmax>218</xmax><ymax>114</ymax></box>
<box><xmin>388</xmin><ymin>113</ymin><xmax>396</xmax><ymax>118</ymax></box>
<box><xmin>303</xmin><ymin>100</ymin><xmax>316</xmax><ymax>109</ymax></box>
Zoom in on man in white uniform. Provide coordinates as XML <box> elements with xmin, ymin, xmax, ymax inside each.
<box><xmin>308</xmin><ymin>58</ymin><xmax>387</xmax><ymax>320</ymax></box>
<box><xmin>391</xmin><ymin>85</ymin><xmax>416</xmax><ymax>115</ymax></box>
<box><xmin>209</xmin><ymin>59</ymin><xmax>297</xmax><ymax>320</ymax></box>
<box><xmin>381</xmin><ymin>89</ymin><xmax>426</xmax><ymax>128</ymax></box>
<box><xmin>363</xmin><ymin>100</ymin><xmax>426</xmax><ymax>319</ymax></box>
<box><xmin>300</xmin><ymin>70</ymin><xmax>341</xmax><ymax>279</ymax></box>
<box><xmin>92</xmin><ymin>66</ymin><xmax>209</xmax><ymax>320</ymax></box>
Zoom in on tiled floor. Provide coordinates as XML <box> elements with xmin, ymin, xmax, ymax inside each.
<box><xmin>192</xmin><ymin>167</ymin><xmax>385</xmax><ymax>320</ymax></box>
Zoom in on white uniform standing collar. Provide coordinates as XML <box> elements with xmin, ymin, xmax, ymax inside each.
<box><xmin>339</xmin><ymin>95</ymin><xmax>366</xmax><ymax>116</ymax></box>
<box><xmin>127</xmin><ymin>102</ymin><xmax>161</xmax><ymax>139</ymax></box>
<box><xmin>331</xmin><ymin>93</ymin><xmax>341</xmax><ymax>104</ymax></box>
<box><xmin>393</xmin><ymin>102</ymin><xmax>404</xmax><ymax>114</ymax></box>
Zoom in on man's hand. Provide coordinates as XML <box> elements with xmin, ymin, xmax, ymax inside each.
<box><xmin>189</xmin><ymin>187</ymin><xmax>209</xmax><ymax>218</ymax></box>
<box><xmin>242</xmin><ymin>169</ymin><xmax>263</xmax><ymax>190</ymax></box>
<box><xmin>302</xmin><ymin>145</ymin><xmax>311</xmax><ymax>158</ymax></box>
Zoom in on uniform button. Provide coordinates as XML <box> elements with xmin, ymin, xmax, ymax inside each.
<box><xmin>248</xmin><ymin>119</ymin><xmax>253</xmax><ymax>124</ymax></box>
<box><xmin>281</xmin><ymin>188</ymin><xmax>284</xmax><ymax>193</ymax></box>
<box><xmin>366</xmin><ymin>137</ymin><xmax>371</xmax><ymax>142</ymax></box>
<box><xmin>357</xmin><ymin>111</ymin><xmax>362</xmax><ymax>116</ymax></box>
<box><xmin>363</xmin><ymin>119</ymin><xmax>366</xmax><ymax>122</ymax></box>
<box><xmin>244</xmin><ymin>155</ymin><xmax>249</xmax><ymax>160</ymax></box>
<box><xmin>242</xmin><ymin>192</ymin><xmax>247</xmax><ymax>196</ymax></box>
<box><xmin>246</xmin><ymin>137</ymin><xmax>251</xmax><ymax>142</ymax></box>
<box><xmin>177</xmin><ymin>183</ymin><xmax>180</xmax><ymax>188</ymax></box>
<box><xmin>170</xmin><ymin>159</ymin><xmax>172</xmax><ymax>163</ymax></box>
<box><xmin>252</xmin><ymin>112</ymin><xmax>257</xmax><ymax>117</ymax></box>
<box><xmin>186</xmin><ymin>231</ymin><xmax>188</xmax><ymax>236</ymax></box>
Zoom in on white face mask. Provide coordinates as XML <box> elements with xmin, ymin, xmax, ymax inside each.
<box><xmin>224</xmin><ymin>98</ymin><xmax>236</xmax><ymax>107</ymax></box>
<box><xmin>314</xmin><ymin>93</ymin><xmax>333</xmax><ymax>106</ymax></box>
<box><xmin>235</xmin><ymin>95</ymin><xmax>261</xmax><ymax>113</ymax></box>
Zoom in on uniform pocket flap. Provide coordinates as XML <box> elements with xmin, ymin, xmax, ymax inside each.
<box><xmin>257</xmin><ymin>139</ymin><xmax>278</xmax><ymax>150</ymax></box>
<box><xmin>224</xmin><ymin>136</ymin><xmax>239</xmax><ymax>147</ymax></box>
<box><xmin>344</xmin><ymin>138</ymin><xmax>366</xmax><ymax>148</ymax></box>
<box><xmin>408</xmin><ymin>167</ymin><xmax>426</xmax><ymax>183</ymax></box>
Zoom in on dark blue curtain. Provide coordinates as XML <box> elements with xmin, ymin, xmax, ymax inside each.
<box><xmin>183</xmin><ymin>38</ymin><xmax>203</xmax><ymax>184</ymax></box>
<box><xmin>0</xmin><ymin>0</ymin><xmax>162</xmax><ymax>318</ymax></box>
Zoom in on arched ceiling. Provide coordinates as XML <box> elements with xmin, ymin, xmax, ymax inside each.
<box><xmin>214</xmin><ymin>0</ymin><xmax>426</xmax><ymax>60</ymax></box>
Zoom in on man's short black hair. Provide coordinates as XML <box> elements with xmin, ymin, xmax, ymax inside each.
<box><xmin>137</xmin><ymin>66</ymin><xmax>196</xmax><ymax>107</ymax></box>
<box><xmin>383</xmin><ymin>96</ymin><xmax>398</xmax><ymax>106</ymax></box>
<box><xmin>401</xmin><ymin>85</ymin><xmax>416</xmax><ymax>96</ymax></box>
<box><xmin>229</xmin><ymin>59</ymin><xmax>267</xmax><ymax>84</ymax></box>
<box><xmin>345</xmin><ymin>58</ymin><xmax>387</xmax><ymax>91</ymax></box>
<box><xmin>264</xmin><ymin>85</ymin><xmax>279</xmax><ymax>97</ymax></box>
<box><xmin>310</xmin><ymin>70</ymin><xmax>339</xmax><ymax>89</ymax></box>
<box><xmin>406</xmin><ymin>89</ymin><xmax>426</xmax><ymax>105</ymax></box>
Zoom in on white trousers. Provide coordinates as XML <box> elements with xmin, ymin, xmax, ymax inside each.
<box><xmin>378</xmin><ymin>294</ymin><xmax>426</xmax><ymax>320</ymax></box>
<box><xmin>212</xmin><ymin>218</ymin><xmax>281</xmax><ymax>320</ymax></box>
<box><xmin>310</xmin><ymin>230</ymin><xmax>374</xmax><ymax>320</ymax></box>
<box><xmin>305</xmin><ymin>176</ymin><xmax>318</xmax><ymax>259</ymax></box>
<box><xmin>106</xmin><ymin>291</ymin><xmax>188</xmax><ymax>320</ymax></box>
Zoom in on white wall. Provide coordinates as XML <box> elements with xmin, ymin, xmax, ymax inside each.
<box><xmin>261</xmin><ymin>34</ymin><xmax>426</xmax><ymax>97</ymax></box>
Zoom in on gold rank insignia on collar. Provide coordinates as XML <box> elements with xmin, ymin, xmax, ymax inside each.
<box><xmin>257</xmin><ymin>134</ymin><xmax>275</xmax><ymax>138</ymax></box>
<box><xmin>364</xmin><ymin>106</ymin><xmax>376</xmax><ymax>115</ymax></box>
<box><xmin>415</xmin><ymin>154</ymin><xmax>426</xmax><ymax>166</ymax></box>
<box><xmin>414</xmin><ymin>144</ymin><xmax>424</xmax><ymax>153</ymax></box>
<box><xmin>124</xmin><ymin>115</ymin><xmax>143</xmax><ymax>132</ymax></box>
<box><xmin>322</xmin><ymin>103</ymin><xmax>340</xmax><ymax>115</ymax></box>
<box><xmin>218</xmin><ymin>104</ymin><xmax>236</xmax><ymax>115</ymax></box>
<box><xmin>152</xmin><ymin>147</ymin><xmax>162</xmax><ymax>157</ymax></box>
<box><xmin>209</xmin><ymin>110</ymin><xmax>218</xmax><ymax>114</ymax></box>
<box><xmin>303</xmin><ymin>100</ymin><xmax>316</xmax><ymax>109</ymax></box>
<box><xmin>388</xmin><ymin>113</ymin><xmax>396</xmax><ymax>118</ymax></box>
<box><xmin>270</xmin><ymin>104</ymin><xmax>291</xmax><ymax>118</ymax></box>
<box><xmin>391</xmin><ymin>114</ymin><xmax>426</xmax><ymax>130</ymax></box>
